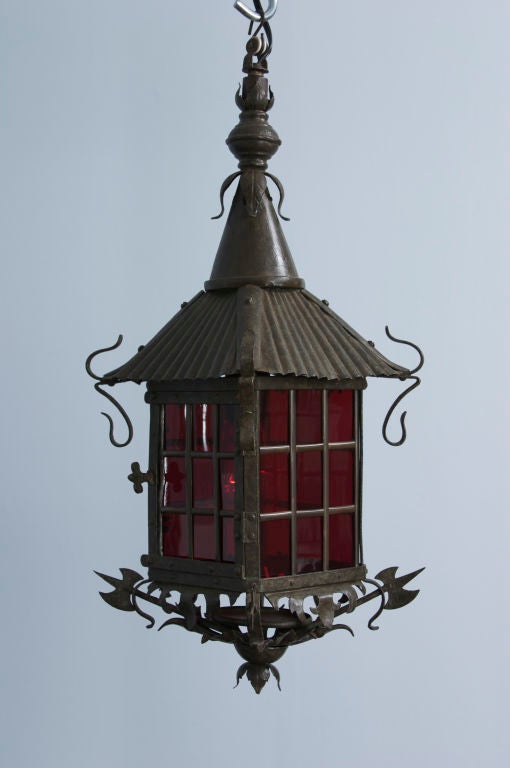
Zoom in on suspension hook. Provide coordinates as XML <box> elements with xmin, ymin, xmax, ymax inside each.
<box><xmin>234</xmin><ymin>0</ymin><xmax>278</xmax><ymax>23</ymax></box>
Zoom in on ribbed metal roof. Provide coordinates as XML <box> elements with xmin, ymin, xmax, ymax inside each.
<box><xmin>105</xmin><ymin>287</ymin><xmax>409</xmax><ymax>383</ymax></box>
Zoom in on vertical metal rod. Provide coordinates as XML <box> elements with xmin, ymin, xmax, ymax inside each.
<box><xmin>357</xmin><ymin>391</ymin><xmax>364</xmax><ymax>565</ymax></box>
<box><xmin>213</xmin><ymin>405</ymin><xmax>220</xmax><ymax>561</ymax></box>
<box><xmin>354</xmin><ymin>392</ymin><xmax>360</xmax><ymax>566</ymax></box>
<box><xmin>235</xmin><ymin>428</ymin><xmax>244</xmax><ymax>569</ymax></box>
<box><xmin>151</xmin><ymin>403</ymin><xmax>162</xmax><ymax>557</ymax></box>
<box><xmin>322</xmin><ymin>389</ymin><xmax>329</xmax><ymax>570</ymax></box>
<box><xmin>185</xmin><ymin>404</ymin><xmax>193</xmax><ymax>559</ymax></box>
<box><xmin>252</xmin><ymin>390</ymin><xmax>260</xmax><ymax>579</ymax></box>
<box><xmin>290</xmin><ymin>389</ymin><xmax>297</xmax><ymax>575</ymax></box>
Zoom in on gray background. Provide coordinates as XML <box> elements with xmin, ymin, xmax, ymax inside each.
<box><xmin>1</xmin><ymin>1</ymin><xmax>508</xmax><ymax>766</ymax></box>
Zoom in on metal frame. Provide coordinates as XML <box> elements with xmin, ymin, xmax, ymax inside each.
<box><xmin>143</xmin><ymin>376</ymin><xmax>366</xmax><ymax>598</ymax></box>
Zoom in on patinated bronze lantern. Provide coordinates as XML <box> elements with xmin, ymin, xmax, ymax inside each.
<box><xmin>87</xmin><ymin>1</ymin><xmax>424</xmax><ymax>693</ymax></box>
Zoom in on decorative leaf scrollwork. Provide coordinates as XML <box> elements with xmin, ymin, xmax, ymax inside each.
<box><xmin>95</xmin><ymin>565</ymin><xmax>424</xmax><ymax>693</ymax></box>
<box><xmin>211</xmin><ymin>170</ymin><xmax>290</xmax><ymax>222</ymax></box>
<box><xmin>211</xmin><ymin>172</ymin><xmax>242</xmax><ymax>220</ymax></box>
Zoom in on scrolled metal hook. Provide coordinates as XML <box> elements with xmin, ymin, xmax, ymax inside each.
<box><xmin>85</xmin><ymin>334</ymin><xmax>123</xmax><ymax>381</ymax></box>
<box><xmin>363</xmin><ymin>578</ymin><xmax>386</xmax><ymax>631</ymax></box>
<box><xmin>86</xmin><ymin>335</ymin><xmax>134</xmax><ymax>448</ymax></box>
<box><xmin>130</xmin><ymin>579</ymin><xmax>156</xmax><ymax>629</ymax></box>
<box><xmin>211</xmin><ymin>171</ymin><xmax>242</xmax><ymax>220</ymax></box>
<box><xmin>385</xmin><ymin>325</ymin><xmax>424</xmax><ymax>376</ymax></box>
<box><xmin>234</xmin><ymin>0</ymin><xmax>278</xmax><ymax>23</ymax></box>
<box><xmin>94</xmin><ymin>382</ymin><xmax>134</xmax><ymax>448</ymax></box>
<box><xmin>265</xmin><ymin>172</ymin><xmax>290</xmax><ymax>221</ymax></box>
<box><xmin>236</xmin><ymin>0</ymin><xmax>275</xmax><ymax>63</ymax></box>
<box><xmin>382</xmin><ymin>326</ymin><xmax>424</xmax><ymax>447</ymax></box>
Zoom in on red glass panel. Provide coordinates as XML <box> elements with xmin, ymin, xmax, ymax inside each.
<box><xmin>220</xmin><ymin>459</ymin><xmax>236</xmax><ymax>511</ymax></box>
<box><xmin>260</xmin><ymin>519</ymin><xmax>291</xmax><ymax>578</ymax></box>
<box><xmin>162</xmin><ymin>513</ymin><xmax>188</xmax><ymax>557</ymax></box>
<box><xmin>329</xmin><ymin>514</ymin><xmax>355</xmax><ymax>568</ymax></box>
<box><xmin>222</xmin><ymin>517</ymin><xmax>235</xmax><ymax>563</ymax></box>
<box><xmin>329</xmin><ymin>450</ymin><xmax>354</xmax><ymax>507</ymax></box>
<box><xmin>297</xmin><ymin>517</ymin><xmax>323</xmax><ymax>574</ymax></box>
<box><xmin>193</xmin><ymin>458</ymin><xmax>214</xmax><ymax>509</ymax></box>
<box><xmin>296</xmin><ymin>390</ymin><xmax>322</xmax><ymax>444</ymax></box>
<box><xmin>193</xmin><ymin>404</ymin><xmax>214</xmax><ymax>452</ymax></box>
<box><xmin>260</xmin><ymin>391</ymin><xmax>289</xmax><ymax>446</ymax></box>
<box><xmin>193</xmin><ymin>515</ymin><xmax>215</xmax><ymax>561</ymax></box>
<box><xmin>219</xmin><ymin>404</ymin><xmax>237</xmax><ymax>452</ymax></box>
<box><xmin>260</xmin><ymin>454</ymin><xmax>289</xmax><ymax>513</ymax></box>
<box><xmin>162</xmin><ymin>457</ymin><xmax>186</xmax><ymax>508</ymax></box>
<box><xmin>329</xmin><ymin>390</ymin><xmax>354</xmax><ymax>443</ymax></box>
<box><xmin>164</xmin><ymin>404</ymin><xmax>186</xmax><ymax>451</ymax></box>
<box><xmin>297</xmin><ymin>451</ymin><xmax>323</xmax><ymax>510</ymax></box>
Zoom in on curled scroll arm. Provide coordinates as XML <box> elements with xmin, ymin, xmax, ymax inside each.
<box><xmin>130</xmin><ymin>579</ymin><xmax>155</xmax><ymax>629</ymax></box>
<box><xmin>382</xmin><ymin>376</ymin><xmax>421</xmax><ymax>447</ymax></box>
<box><xmin>86</xmin><ymin>335</ymin><xmax>134</xmax><ymax>448</ymax></box>
<box><xmin>211</xmin><ymin>172</ymin><xmax>242</xmax><ymax>220</ymax></box>
<box><xmin>265</xmin><ymin>172</ymin><xmax>290</xmax><ymax>221</ymax></box>
<box><xmin>386</xmin><ymin>325</ymin><xmax>424</xmax><ymax>375</ymax></box>
<box><xmin>363</xmin><ymin>578</ymin><xmax>386</xmax><ymax>631</ymax></box>
<box><xmin>382</xmin><ymin>326</ymin><xmax>424</xmax><ymax>447</ymax></box>
<box><xmin>85</xmin><ymin>335</ymin><xmax>123</xmax><ymax>381</ymax></box>
<box><xmin>94</xmin><ymin>382</ymin><xmax>134</xmax><ymax>448</ymax></box>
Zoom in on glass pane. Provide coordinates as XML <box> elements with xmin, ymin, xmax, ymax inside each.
<box><xmin>220</xmin><ymin>458</ymin><xmax>236</xmax><ymax>511</ymax></box>
<box><xmin>164</xmin><ymin>404</ymin><xmax>186</xmax><ymax>451</ymax></box>
<box><xmin>219</xmin><ymin>404</ymin><xmax>237</xmax><ymax>452</ymax></box>
<box><xmin>297</xmin><ymin>451</ymin><xmax>323</xmax><ymax>510</ymax></box>
<box><xmin>260</xmin><ymin>391</ymin><xmax>289</xmax><ymax>446</ymax></box>
<box><xmin>329</xmin><ymin>390</ymin><xmax>354</xmax><ymax>443</ymax></box>
<box><xmin>162</xmin><ymin>457</ymin><xmax>186</xmax><ymax>508</ymax></box>
<box><xmin>329</xmin><ymin>450</ymin><xmax>354</xmax><ymax>507</ymax></box>
<box><xmin>260</xmin><ymin>519</ymin><xmax>291</xmax><ymax>578</ymax></box>
<box><xmin>297</xmin><ymin>517</ymin><xmax>323</xmax><ymax>574</ymax></box>
<box><xmin>162</xmin><ymin>513</ymin><xmax>187</xmax><ymax>557</ymax></box>
<box><xmin>260</xmin><ymin>454</ymin><xmax>290</xmax><ymax>513</ymax></box>
<box><xmin>329</xmin><ymin>514</ymin><xmax>355</xmax><ymax>568</ymax></box>
<box><xmin>193</xmin><ymin>515</ymin><xmax>216</xmax><ymax>560</ymax></box>
<box><xmin>193</xmin><ymin>404</ymin><xmax>214</xmax><ymax>453</ymax></box>
<box><xmin>193</xmin><ymin>458</ymin><xmax>214</xmax><ymax>509</ymax></box>
<box><xmin>222</xmin><ymin>517</ymin><xmax>235</xmax><ymax>563</ymax></box>
<box><xmin>296</xmin><ymin>390</ymin><xmax>322</xmax><ymax>444</ymax></box>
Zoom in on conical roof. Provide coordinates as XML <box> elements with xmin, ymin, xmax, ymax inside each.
<box><xmin>205</xmin><ymin>181</ymin><xmax>303</xmax><ymax>290</ymax></box>
<box><xmin>105</xmin><ymin>56</ymin><xmax>409</xmax><ymax>385</ymax></box>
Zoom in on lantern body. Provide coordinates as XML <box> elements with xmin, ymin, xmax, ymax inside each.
<box><xmin>88</xmin><ymin>35</ymin><xmax>424</xmax><ymax>692</ymax></box>
<box><xmin>143</xmin><ymin>377</ymin><xmax>366</xmax><ymax>595</ymax></box>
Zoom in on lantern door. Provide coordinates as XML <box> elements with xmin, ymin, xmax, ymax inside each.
<box><xmin>145</xmin><ymin>385</ymin><xmax>245</xmax><ymax>588</ymax></box>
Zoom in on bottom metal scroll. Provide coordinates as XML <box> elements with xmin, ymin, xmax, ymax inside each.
<box><xmin>95</xmin><ymin>565</ymin><xmax>424</xmax><ymax>694</ymax></box>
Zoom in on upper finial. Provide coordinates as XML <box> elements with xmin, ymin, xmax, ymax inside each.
<box><xmin>205</xmin><ymin>0</ymin><xmax>303</xmax><ymax>291</ymax></box>
<box><xmin>226</xmin><ymin>1</ymin><xmax>280</xmax><ymax>170</ymax></box>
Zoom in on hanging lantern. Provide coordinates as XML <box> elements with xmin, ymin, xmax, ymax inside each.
<box><xmin>87</xmin><ymin>1</ymin><xmax>424</xmax><ymax>694</ymax></box>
